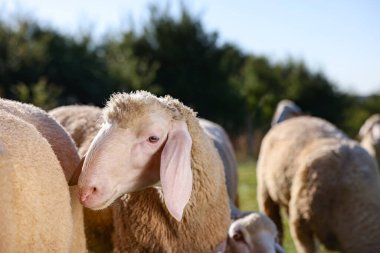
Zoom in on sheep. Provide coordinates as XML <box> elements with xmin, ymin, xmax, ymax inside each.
<box><xmin>49</xmin><ymin>105</ymin><xmax>103</xmax><ymax>157</ymax></box>
<box><xmin>0</xmin><ymin>110</ymin><xmax>73</xmax><ymax>252</ymax></box>
<box><xmin>51</xmin><ymin>105</ymin><xmax>242</xmax><ymax>252</ymax></box>
<box><xmin>358</xmin><ymin>114</ymin><xmax>380</xmax><ymax>167</ymax></box>
<box><xmin>72</xmin><ymin>91</ymin><xmax>230</xmax><ymax>252</ymax></box>
<box><xmin>199</xmin><ymin>118</ymin><xmax>239</xmax><ymax>206</ymax></box>
<box><xmin>49</xmin><ymin>105</ymin><xmax>113</xmax><ymax>253</ymax></box>
<box><xmin>257</xmin><ymin>115</ymin><xmax>380</xmax><ymax>253</ymax></box>
<box><xmin>0</xmin><ymin>98</ymin><xmax>86</xmax><ymax>252</ymax></box>
<box><xmin>227</xmin><ymin>212</ymin><xmax>285</xmax><ymax>253</ymax></box>
<box><xmin>271</xmin><ymin>99</ymin><xmax>302</xmax><ymax>126</ymax></box>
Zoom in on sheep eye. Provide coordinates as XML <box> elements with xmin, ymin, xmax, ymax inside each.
<box><xmin>232</xmin><ymin>231</ymin><xmax>245</xmax><ymax>243</ymax></box>
<box><xmin>148</xmin><ymin>136</ymin><xmax>160</xmax><ymax>143</ymax></box>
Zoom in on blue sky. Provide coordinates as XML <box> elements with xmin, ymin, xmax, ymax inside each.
<box><xmin>1</xmin><ymin>0</ymin><xmax>379</xmax><ymax>95</ymax></box>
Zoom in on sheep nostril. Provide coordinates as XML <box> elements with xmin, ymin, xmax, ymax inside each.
<box><xmin>79</xmin><ymin>186</ymin><xmax>96</xmax><ymax>203</ymax></box>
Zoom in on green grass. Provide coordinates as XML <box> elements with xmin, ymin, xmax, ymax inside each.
<box><xmin>237</xmin><ymin>160</ymin><xmax>336</xmax><ymax>253</ymax></box>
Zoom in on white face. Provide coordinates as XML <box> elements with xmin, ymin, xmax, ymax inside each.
<box><xmin>228</xmin><ymin>221</ymin><xmax>279</xmax><ymax>253</ymax></box>
<box><xmin>78</xmin><ymin>111</ymin><xmax>171</xmax><ymax>210</ymax></box>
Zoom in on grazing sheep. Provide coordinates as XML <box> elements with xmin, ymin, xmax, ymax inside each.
<box><xmin>257</xmin><ymin>116</ymin><xmax>380</xmax><ymax>253</ymax></box>
<box><xmin>359</xmin><ymin>114</ymin><xmax>380</xmax><ymax>167</ymax></box>
<box><xmin>0</xmin><ymin>110</ymin><xmax>73</xmax><ymax>252</ymax></box>
<box><xmin>0</xmin><ymin>98</ymin><xmax>86</xmax><ymax>253</ymax></box>
<box><xmin>271</xmin><ymin>99</ymin><xmax>302</xmax><ymax>126</ymax></box>
<box><xmin>227</xmin><ymin>212</ymin><xmax>284</xmax><ymax>253</ymax></box>
<box><xmin>50</xmin><ymin>105</ymin><xmax>113</xmax><ymax>253</ymax></box>
<box><xmin>74</xmin><ymin>91</ymin><xmax>230</xmax><ymax>252</ymax></box>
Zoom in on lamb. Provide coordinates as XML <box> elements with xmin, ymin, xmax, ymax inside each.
<box><xmin>50</xmin><ymin>105</ymin><xmax>113</xmax><ymax>253</ymax></box>
<box><xmin>358</xmin><ymin>114</ymin><xmax>380</xmax><ymax>167</ymax></box>
<box><xmin>0</xmin><ymin>112</ymin><xmax>67</xmax><ymax>251</ymax></box>
<box><xmin>257</xmin><ymin>115</ymin><xmax>380</xmax><ymax>253</ymax></box>
<box><xmin>271</xmin><ymin>99</ymin><xmax>302</xmax><ymax>126</ymax></box>
<box><xmin>0</xmin><ymin>98</ymin><xmax>86</xmax><ymax>252</ymax></box>
<box><xmin>66</xmin><ymin>91</ymin><xmax>231</xmax><ymax>252</ymax></box>
<box><xmin>227</xmin><ymin>212</ymin><xmax>284</xmax><ymax>253</ymax></box>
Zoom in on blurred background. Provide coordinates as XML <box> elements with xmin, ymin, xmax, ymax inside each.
<box><xmin>1</xmin><ymin>0</ymin><xmax>379</xmax><ymax>159</ymax></box>
<box><xmin>1</xmin><ymin>0</ymin><xmax>379</xmax><ymax>252</ymax></box>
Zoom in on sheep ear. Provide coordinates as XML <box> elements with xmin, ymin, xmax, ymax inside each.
<box><xmin>160</xmin><ymin>120</ymin><xmax>192</xmax><ymax>221</ymax></box>
<box><xmin>68</xmin><ymin>156</ymin><xmax>85</xmax><ymax>186</ymax></box>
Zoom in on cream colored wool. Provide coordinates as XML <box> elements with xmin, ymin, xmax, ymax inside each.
<box><xmin>49</xmin><ymin>105</ymin><xmax>103</xmax><ymax>157</ymax></box>
<box><xmin>0</xmin><ymin>111</ymin><xmax>72</xmax><ymax>252</ymax></box>
<box><xmin>0</xmin><ymin>98</ymin><xmax>79</xmax><ymax>181</ymax></box>
<box><xmin>257</xmin><ymin>116</ymin><xmax>380</xmax><ymax>253</ymax></box>
<box><xmin>358</xmin><ymin>114</ymin><xmax>380</xmax><ymax>167</ymax></box>
<box><xmin>0</xmin><ymin>99</ymin><xmax>86</xmax><ymax>253</ymax></box>
<box><xmin>50</xmin><ymin>105</ymin><xmax>113</xmax><ymax>253</ymax></box>
<box><xmin>76</xmin><ymin>91</ymin><xmax>231</xmax><ymax>253</ymax></box>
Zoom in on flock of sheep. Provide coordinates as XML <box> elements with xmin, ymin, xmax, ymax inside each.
<box><xmin>0</xmin><ymin>91</ymin><xmax>379</xmax><ymax>253</ymax></box>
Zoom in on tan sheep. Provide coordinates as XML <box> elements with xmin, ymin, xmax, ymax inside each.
<box><xmin>72</xmin><ymin>91</ymin><xmax>230</xmax><ymax>252</ymax></box>
<box><xmin>257</xmin><ymin>116</ymin><xmax>380</xmax><ymax>253</ymax></box>
<box><xmin>358</xmin><ymin>114</ymin><xmax>380</xmax><ymax>167</ymax></box>
<box><xmin>50</xmin><ymin>105</ymin><xmax>113</xmax><ymax>253</ymax></box>
<box><xmin>0</xmin><ymin>98</ymin><xmax>86</xmax><ymax>253</ymax></box>
<box><xmin>271</xmin><ymin>99</ymin><xmax>302</xmax><ymax>126</ymax></box>
<box><xmin>0</xmin><ymin>110</ymin><xmax>72</xmax><ymax>252</ymax></box>
<box><xmin>51</xmin><ymin>105</ymin><xmax>241</xmax><ymax>252</ymax></box>
<box><xmin>227</xmin><ymin>212</ymin><xmax>284</xmax><ymax>253</ymax></box>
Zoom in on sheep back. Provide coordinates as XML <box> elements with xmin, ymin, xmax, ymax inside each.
<box><xmin>0</xmin><ymin>111</ymin><xmax>72</xmax><ymax>252</ymax></box>
<box><xmin>0</xmin><ymin>99</ymin><xmax>79</xmax><ymax>182</ymax></box>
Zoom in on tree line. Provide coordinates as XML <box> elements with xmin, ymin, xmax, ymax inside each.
<box><xmin>1</xmin><ymin>6</ymin><xmax>379</xmax><ymax>156</ymax></box>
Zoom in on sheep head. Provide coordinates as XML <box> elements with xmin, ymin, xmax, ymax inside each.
<box><xmin>228</xmin><ymin>213</ymin><xmax>284</xmax><ymax>253</ymax></box>
<box><xmin>77</xmin><ymin>91</ymin><xmax>193</xmax><ymax>221</ymax></box>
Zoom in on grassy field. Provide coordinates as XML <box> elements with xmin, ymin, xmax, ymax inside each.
<box><xmin>237</xmin><ymin>160</ymin><xmax>335</xmax><ymax>253</ymax></box>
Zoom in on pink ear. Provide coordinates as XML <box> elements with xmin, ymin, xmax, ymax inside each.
<box><xmin>160</xmin><ymin>120</ymin><xmax>193</xmax><ymax>221</ymax></box>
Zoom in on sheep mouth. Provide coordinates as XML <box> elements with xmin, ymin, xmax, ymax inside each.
<box><xmin>86</xmin><ymin>188</ymin><xmax>120</xmax><ymax>210</ymax></box>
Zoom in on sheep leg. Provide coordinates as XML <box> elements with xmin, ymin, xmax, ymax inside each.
<box><xmin>289</xmin><ymin>211</ymin><xmax>318</xmax><ymax>253</ymax></box>
<box><xmin>258</xmin><ymin>186</ymin><xmax>283</xmax><ymax>244</ymax></box>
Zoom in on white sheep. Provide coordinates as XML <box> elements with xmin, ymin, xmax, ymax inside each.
<box><xmin>271</xmin><ymin>99</ymin><xmax>302</xmax><ymax>126</ymax></box>
<box><xmin>358</xmin><ymin>114</ymin><xmax>380</xmax><ymax>167</ymax></box>
<box><xmin>68</xmin><ymin>91</ymin><xmax>231</xmax><ymax>252</ymax></box>
<box><xmin>0</xmin><ymin>98</ymin><xmax>86</xmax><ymax>252</ymax></box>
<box><xmin>257</xmin><ymin>116</ymin><xmax>380</xmax><ymax>253</ymax></box>
<box><xmin>227</xmin><ymin>212</ymin><xmax>284</xmax><ymax>253</ymax></box>
<box><xmin>0</xmin><ymin>110</ymin><xmax>71</xmax><ymax>252</ymax></box>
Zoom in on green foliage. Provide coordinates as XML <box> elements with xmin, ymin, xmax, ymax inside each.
<box><xmin>0</xmin><ymin>5</ymin><xmax>379</xmax><ymax>138</ymax></box>
<box><xmin>10</xmin><ymin>78</ymin><xmax>62</xmax><ymax>110</ymax></box>
<box><xmin>117</xmin><ymin>5</ymin><xmax>247</xmax><ymax>132</ymax></box>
